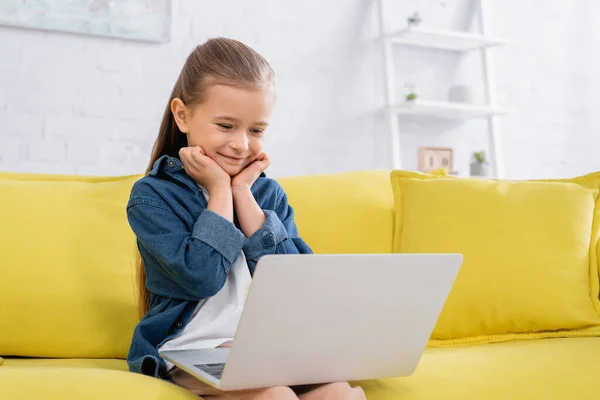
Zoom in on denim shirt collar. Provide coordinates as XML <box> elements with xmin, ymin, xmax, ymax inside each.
<box><xmin>149</xmin><ymin>155</ymin><xmax>184</xmax><ymax>176</ymax></box>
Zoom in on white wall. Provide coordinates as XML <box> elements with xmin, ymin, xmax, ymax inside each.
<box><xmin>0</xmin><ymin>0</ymin><xmax>599</xmax><ymax>179</ymax></box>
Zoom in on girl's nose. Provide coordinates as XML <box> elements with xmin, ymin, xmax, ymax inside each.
<box><xmin>230</xmin><ymin>132</ymin><xmax>249</xmax><ymax>152</ymax></box>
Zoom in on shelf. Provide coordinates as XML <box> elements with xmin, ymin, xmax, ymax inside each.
<box><xmin>394</xmin><ymin>100</ymin><xmax>515</xmax><ymax>119</ymax></box>
<box><xmin>388</xmin><ymin>27</ymin><xmax>507</xmax><ymax>52</ymax></box>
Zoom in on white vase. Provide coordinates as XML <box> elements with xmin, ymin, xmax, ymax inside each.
<box><xmin>470</xmin><ymin>163</ymin><xmax>489</xmax><ymax>177</ymax></box>
<box><xmin>448</xmin><ymin>85</ymin><xmax>475</xmax><ymax>104</ymax></box>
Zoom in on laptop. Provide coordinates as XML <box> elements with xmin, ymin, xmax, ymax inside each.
<box><xmin>160</xmin><ymin>253</ymin><xmax>462</xmax><ymax>391</ymax></box>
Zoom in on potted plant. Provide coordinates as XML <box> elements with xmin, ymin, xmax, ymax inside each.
<box><xmin>470</xmin><ymin>151</ymin><xmax>489</xmax><ymax>177</ymax></box>
<box><xmin>404</xmin><ymin>83</ymin><xmax>417</xmax><ymax>102</ymax></box>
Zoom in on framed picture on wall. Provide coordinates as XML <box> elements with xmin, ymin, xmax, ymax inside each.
<box><xmin>418</xmin><ymin>147</ymin><xmax>454</xmax><ymax>173</ymax></box>
<box><xmin>0</xmin><ymin>0</ymin><xmax>171</xmax><ymax>43</ymax></box>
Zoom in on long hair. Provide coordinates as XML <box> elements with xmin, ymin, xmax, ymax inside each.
<box><xmin>136</xmin><ymin>38</ymin><xmax>274</xmax><ymax>318</ymax></box>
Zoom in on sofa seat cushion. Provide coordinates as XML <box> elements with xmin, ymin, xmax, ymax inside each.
<box><xmin>3</xmin><ymin>338</ymin><xmax>597</xmax><ymax>399</ymax></box>
<box><xmin>0</xmin><ymin>364</ymin><xmax>198</xmax><ymax>400</ymax></box>
<box><xmin>357</xmin><ymin>337</ymin><xmax>600</xmax><ymax>400</ymax></box>
<box><xmin>1</xmin><ymin>357</ymin><xmax>128</xmax><ymax>370</ymax></box>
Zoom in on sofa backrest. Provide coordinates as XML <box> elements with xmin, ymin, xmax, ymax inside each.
<box><xmin>0</xmin><ymin>172</ymin><xmax>142</xmax><ymax>359</ymax></box>
<box><xmin>279</xmin><ymin>170</ymin><xmax>395</xmax><ymax>254</ymax></box>
<box><xmin>0</xmin><ymin>170</ymin><xmax>394</xmax><ymax>359</ymax></box>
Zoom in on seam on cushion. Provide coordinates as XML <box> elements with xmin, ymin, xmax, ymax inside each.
<box><xmin>590</xmin><ymin>183</ymin><xmax>600</xmax><ymax>316</ymax></box>
<box><xmin>393</xmin><ymin>169</ymin><xmax>600</xmax><ymax>185</ymax></box>
<box><xmin>390</xmin><ymin>173</ymin><xmax>397</xmax><ymax>252</ymax></box>
<box><xmin>390</xmin><ymin>175</ymin><xmax>397</xmax><ymax>252</ymax></box>
<box><xmin>390</xmin><ymin>175</ymin><xmax>405</xmax><ymax>253</ymax></box>
<box><xmin>391</xmin><ymin>173</ymin><xmax>445</xmax><ymax>253</ymax></box>
<box><xmin>428</xmin><ymin>324</ymin><xmax>600</xmax><ymax>347</ymax></box>
<box><xmin>0</xmin><ymin>172</ymin><xmax>142</xmax><ymax>183</ymax></box>
<box><xmin>581</xmin><ymin>171</ymin><xmax>600</xmax><ymax>182</ymax></box>
<box><xmin>583</xmin><ymin>182</ymin><xmax>600</xmax><ymax>318</ymax></box>
<box><xmin>596</xmin><ymin>239</ymin><xmax>600</xmax><ymax>303</ymax></box>
<box><xmin>579</xmin><ymin>174</ymin><xmax>600</xmax><ymax>313</ymax></box>
<box><xmin>397</xmin><ymin>178</ymin><xmax>405</xmax><ymax>253</ymax></box>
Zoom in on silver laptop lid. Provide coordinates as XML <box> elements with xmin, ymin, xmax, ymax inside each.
<box><xmin>219</xmin><ymin>254</ymin><xmax>462</xmax><ymax>391</ymax></box>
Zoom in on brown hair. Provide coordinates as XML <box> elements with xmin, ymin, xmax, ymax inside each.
<box><xmin>136</xmin><ymin>37</ymin><xmax>275</xmax><ymax>318</ymax></box>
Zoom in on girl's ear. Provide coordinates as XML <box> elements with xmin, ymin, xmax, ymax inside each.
<box><xmin>171</xmin><ymin>98</ymin><xmax>190</xmax><ymax>134</ymax></box>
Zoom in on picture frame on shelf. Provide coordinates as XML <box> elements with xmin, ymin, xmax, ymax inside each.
<box><xmin>418</xmin><ymin>146</ymin><xmax>454</xmax><ymax>174</ymax></box>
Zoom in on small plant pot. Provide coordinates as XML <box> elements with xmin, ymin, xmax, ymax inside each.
<box><xmin>470</xmin><ymin>163</ymin><xmax>489</xmax><ymax>177</ymax></box>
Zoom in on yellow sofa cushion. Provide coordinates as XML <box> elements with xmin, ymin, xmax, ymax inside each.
<box><xmin>2</xmin><ymin>338</ymin><xmax>598</xmax><ymax>399</ymax></box>
<box><xmin>0</xmin><ymin>172</ymin><xmax>142</xmax><ymax>358</ymax></box>
<box><xmin>357</xmin><ymin>337</ymin><xmax>600</xmax><ymax>400</ymax></box>
<box><xmin>0</xmin><ymin>366</ymin><xmax>198</xmax><ymax>400</ymax></box>
<box><xmin>277</xmin><ymin>171</ymin><xmax>396</xmax><ymax>254</ymax></box>
<box><xmin>2</xmin><ymin>357</ymin><xmax>128</xmax><ymax>370</ymax></box>
<box><xmin>391</xmin><ymin>171</ymin><xmax>600</xmax><ymax>344</ymax></box>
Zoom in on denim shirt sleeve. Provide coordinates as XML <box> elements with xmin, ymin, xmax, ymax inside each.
<box><xmin>128</xmin><ymin>197</ymin><xmax>246</xmax><ymax>300</ymax></box>
<box><xmin>243</xmin><ymin>186</ymin><xmax>312</xmax><ymax>272</ymax></box>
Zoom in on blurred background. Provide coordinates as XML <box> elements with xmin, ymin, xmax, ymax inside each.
<box><xmin>0</xmin><ymin>0</ymin><xmax>599</xmax><ymax>179</ymax></box>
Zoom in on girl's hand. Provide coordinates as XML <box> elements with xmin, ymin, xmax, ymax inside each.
<box><xmin>179</xmin><ymin>147</ymin><xmax>230</xmax><ymax>193</ymax></box>
<box><xmin>231</xmin><ymin>153</ymin><xmax>271</xmax><ymax>192</ymax></box>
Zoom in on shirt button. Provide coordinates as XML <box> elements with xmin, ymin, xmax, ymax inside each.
<box><xmin>167</xmin><ymin>160</ymin><xmax>175</xmax><ymax>167</ymax></box>
<box><xmin>175</xmin><ymin>321</ymin><xmax>183</xmax><ymax>329</ymax></box>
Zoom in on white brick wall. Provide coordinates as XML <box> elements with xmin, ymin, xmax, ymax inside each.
<box><xmin>0</xmin><ymin>0</ymin><xmax>599</xmax><ymax>179</ymax></box>
<box><xmin>27</xmin><ymin>139</ymin><xmax>67</xmax><ymax>162</ymax></box>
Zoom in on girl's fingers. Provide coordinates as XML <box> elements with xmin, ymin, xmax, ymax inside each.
<box><xmin>262</xmin><ymin>154</ymin><xmax>271</xmax><ymax>166</ymax></box>
<box><xmin>179</xmin><ymin>147</ymin><xmax>193</xmax><ymax>162</ymax></box>
<box><xmin>190</xmin><ymin>148</ymin><xmax>206</xmax><ymax>166</ymax></box>
<box><xmin>258</xmin><ymin>153</ymin><xmax>271</xmax><ymax>169</ymax></box>
<box><xmin>179</xmin><ymin>148</ymin><xmax>192</xmax><ymax>164</ymax></box>
<box><xmin>252</xmin><ymin>161</ymin><xmax>268</xmax><ymax>175</ymax></box>
<box><xmin>258</xmin><ymin>154</ymin><xmax>271</xmax><ymax>170</ymax></box>
<box><xmin>180</xmin><ymin>148</ymin><xmax>200</xmax><ymax>172</ymax></box>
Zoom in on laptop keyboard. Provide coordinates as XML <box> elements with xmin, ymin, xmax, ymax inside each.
<box><xmin>194</xmin><ymin>362</ymin><xmax>225</xmax><ymax>380</ymax></box>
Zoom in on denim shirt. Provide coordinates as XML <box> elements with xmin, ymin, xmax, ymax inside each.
<box><xmin>126</xmin><ymin>155</ymin><xmax>312</xmax><ymax>378</ymax></box>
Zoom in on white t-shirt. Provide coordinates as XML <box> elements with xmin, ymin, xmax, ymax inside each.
<box><xmin>158</xmin><ymin>185</ymin><xmax>252</xmax><ymax>370</ymax></box>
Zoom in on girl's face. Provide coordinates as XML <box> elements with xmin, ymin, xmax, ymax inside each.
<box><xmin>172</xmin><ymin>84</ymin><xmax>275</xmax><ymax>177</ymax></box>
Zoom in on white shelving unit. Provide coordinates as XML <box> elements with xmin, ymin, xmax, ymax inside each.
<box><xmin>388</xmin><ymin>27</ymin><xmax>506</xmax><ymax>52</ymax></box>
<box><xmin>395</xmin><ymin>100</ymin><xmax>515</xmax><ymax>119</ymax></box>
<box><xmin>377</xmin><ymin>0</ymin><xmax>514</xmax><ymax>178</ymax></box>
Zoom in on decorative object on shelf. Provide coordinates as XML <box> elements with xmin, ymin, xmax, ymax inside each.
<box><xmin>0</xmin><ymin>0</ymin><xmax>171</xmax><ymax>42</ymax></box>
<box><xmin>418</xmin><ymin>147</ymin><xmax>454</xmax><ymax>173</ymax></box>
<box><xmin>470</xmin><ymin>150</ymin><xmax>489</xmax><ymax>177</ymax></box>
<box><xmin>448</xmin><ymin>85</ymin><xmax>475</xmax><ymax>104</ymax></box>
<box><xmin>407</xmin><ymin>12</ymin><xmax>422</xmax><ymax>27</ymax></box>
<box><xmin>404</xmin><ymin>83</ymin><xmax>417</xmax><ymax>102</ymax></box>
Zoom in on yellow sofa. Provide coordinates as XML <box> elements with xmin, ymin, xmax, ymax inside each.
<box><xmin>1</xmin><ymin>170</ymin><xmax>599</xmax><ymax>400</ymax></box>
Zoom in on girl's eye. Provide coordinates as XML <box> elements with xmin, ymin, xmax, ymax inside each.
<box><xmin>217</xmin><ymin>124</ymin><xmax>233</xmax><ymax>130</ymax></box>
<box><xmin>250</xmin><ymin>129</ymin><xmax>264</xmax><ymax>135</ymax></box>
